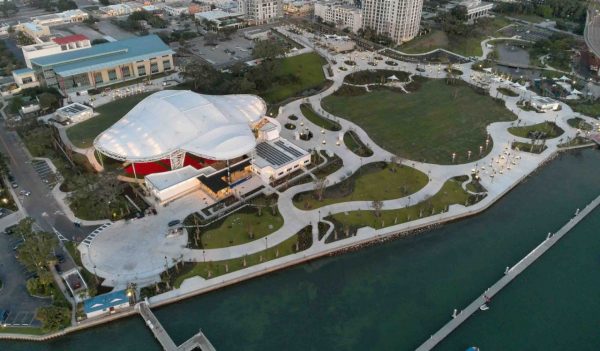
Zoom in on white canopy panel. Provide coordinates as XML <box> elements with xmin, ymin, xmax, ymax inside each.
<box><xmin>94</xmin><ymin>90</ymin><xmax>266</xmax><ymax>161</ymax></box>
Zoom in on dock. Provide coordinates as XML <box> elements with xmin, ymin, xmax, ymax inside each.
<box><xmin>137</xmin><ymin>302</ymin><xmax>216</xmax><ymax>351</ymax></box>
<box><xmin>416</xmin><ymin>194</ymin><xmax>600</xmax><ymax>351</ymax></box>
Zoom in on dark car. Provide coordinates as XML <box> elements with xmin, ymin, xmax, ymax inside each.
<box><xmin>55</xmin><ymin>254</ymin><xmax>65</xmax><ymax>263</ymax></box>
<box><xmin>168</xmin><ymin>220</ymin><xmax>181</xmax><ymax>227</ymax></box>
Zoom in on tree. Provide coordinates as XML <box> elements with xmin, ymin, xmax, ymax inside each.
<box><xmin>91</xmin><ymin>38</ymin><xmax>109</xmax><ymax>45</ymax></box>
<box><xmin>37</xmin><ymin>306</ymin><xmax>70</xmax><ymax>332</ymax></box>
<box><xmin>99</xmin><ymin>0</ymin><xmax>110</xmax><ymax>5</ymax></box>
<box><xmin>313</xmin><ymin>177</ymin><xmax>329</xmax><ymax>201</ymax></box>
<box><xmin>252</xmin><ymin>40</ymin><xmax>286</xmax><ymax>60</ymax></box>
<box><xmin>181</xmin><ymin>61</ymin><xmax>218</xmax><ymax>90</ymax></box>
<box><xmin>204</xmin><ymin>31</ymin><xmax>218</xmax><ymax>45</ymax></box>
<box><xmin>38</xmin><ymin>92</ymin><xmax>59</xmax><ymax>111</ymax></box>
<box><xmin>371</xmin><ymin>200</ymin><xmax>383</xmax><ymax>218</ymax></box>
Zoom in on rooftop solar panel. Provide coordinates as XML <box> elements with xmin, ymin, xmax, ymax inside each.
<box><xmin>255</xmin><ymin>142</ymin><xmax>293</xmax><ymax>166</ymax></box>
<box><xmin>274</xmin><ymin>140</ymin><xmax>304</xmax><ymax>158</ymax></box>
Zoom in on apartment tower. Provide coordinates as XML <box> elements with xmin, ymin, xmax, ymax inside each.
<box><xmin>362</xmin><ymin>0</ymin><xmax>423</xmax><ymax>44</ymax></box>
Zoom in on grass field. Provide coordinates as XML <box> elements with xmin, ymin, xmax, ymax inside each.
<box><xmin>566</xmin><ymin>101</ymin><xmax>600</xmax><ymax>118</ymax></box>
<box><xmin>173</xmin><ymin>226</ymin><xmax>312</xmax><ymax>287</ymax></box>
<box><xmin>328</xmin><ymin>178</ymin><xmax>478</xmax><ymax>230</ymax></box>
<box><xmin>261</xmin><ymin>53</ymin><xmax>327</xmax><ymax>104</ymax></box>
<box><xmin>508</xmin><ymin>121</ymin><xmax>564</xmax><ymax>139</ymax></box>
<box><xmin>398</xmin><ymin>17</ymin><xmax>511</xmax><ymax>57</ymax></box>
<box><xmin>322</xmin><ymin>79</ymin><xmax>516</xmax><ymax>164</ymax></box>
<box><xmin>344</xmin><ymin>130</ymin><xmax>373</xmax><ymax>157</ymax></box>
<box><xmin>567</xmin><ymin>117</ymin><xmax>593</xmax><ymax>131</ymax></box>
<box><xmin>189</xmin><ymin>205</ymin><xmax>284</xmax><ymax>249</ymax></box>
<box><xmin>300</xmin><ymin>103</ymin><xmax>341</xmax><ymax>131</ymax></box>
<box><xmin>294</xmin><ymin>162</ymin><xmax>428</xmax><ymax>209</ymax></box>
<box><xmin>66</xmin><ymin>92</ymin><xmax>153</xmax><ymax>148</ymax></box>
<box><xmin>512</xmin><ymin>141</ymin><xmax>547</xmax><ymax>153</ymax></box>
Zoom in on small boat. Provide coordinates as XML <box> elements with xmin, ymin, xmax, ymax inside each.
<box><xmin>479</xmin><ymin>304</ymin><xmax>489</xmax><ymax>311</ymax></box>
<box><xmin>466</xmin><ymin>347</ymin><xmax>480</xmax><ymax>351</ymax></box>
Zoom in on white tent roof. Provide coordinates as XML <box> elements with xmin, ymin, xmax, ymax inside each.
<box><xmin>94</xmin><ymin>90</ymin><xmax>266</xmax><ymax>161</ymax></box>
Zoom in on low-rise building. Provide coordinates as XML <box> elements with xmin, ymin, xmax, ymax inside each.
<box><xmin>100</xmin><ymin>4</ymin><xmax>136</xmax><ymax>16</ymax></box>
<box><xmin>22</xmin><ymin>34</ymin><xmax>91</xmax><ymax>68</ymax></box>
<box><xmin>83</xmin><ymin>290</ymin><xmax>131</xmax><ymax>319</ymax></box>
<box><xmin>12</xmin><ymin>68</ymin><xmax>39</xmax><ymax>90</ymax></box>
<box><xmin>29</xmin><ymin>35</ymin><xmax>175</xmax><ymax>93</ymax></box>
<box><xmin>530</xmin><ymin>96</ymin><xmax>560</xmax><ymax>111</ymax></box>
<box><xmin>252</xmin><ymin>137</ymin><xmax>311</xmax><ymax>183</ymax></box>
<box><xmin>239</xmin><ymin>0</ymin><xmax>283</xmax><ymax>25</ymax></box>
<box><xmin>55</xmin><ymin>103</ymin><xmax>94</xmax><ymax>123</ymax></box>
<box><xmin>32</xmin><ymin>9</ymin><xmax>88</xmax><ymax>26</ymax></box>
<box><xmin>458</xmin><ymin>0</ymin><xmax>493</xmax><ymax>23</ymax></box>
<box><xmin>195</xmin><ymin>10</ymin><xmax>245</xmax><ymax>29</ymax></box>
<box><xmin>321</xmin><ymin>34</ymin><xmax>355</xmax><ymax>52</ymax></box>
<box><xmin>16</xmin><ymin>22</ymin><xmax>51</xmax><ymax>42</ymax></box>
<box><xmin>283</xmin><ymin>0</ymin><xmax>314</xmax><ymax>17</ymax></box>
<box><xmin>314</xmin><ymin>2</ymin><xmax>362</xmax><ymax>33</ymax></box>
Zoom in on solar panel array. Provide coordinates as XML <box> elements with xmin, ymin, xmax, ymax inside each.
<box><xmin>274</xmin><ymin>140</ymin><xmax>304</xmax><ymax>158</ymax></box>
<box><xmin>256</xmin><ymin>142</ymin><xmax>293</xmax><ymax>166</ymax></box>
<box><xmin>60</xmin><ymin>104</ymin><xmax>89</xmax><ymax>115</ymax></box>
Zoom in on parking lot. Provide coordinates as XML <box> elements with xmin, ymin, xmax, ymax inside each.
<box><xmin>186</xmin><ymin>32</ymin><xmax>256</xmax><ymax>67</ymax></box>
<box><xmin>30</xmin><ymin>159</ymin><xmax>58</xmax><ymax>189</ymax></box>
<box><xmin>0</xmin><ymin>228</ymin><xmax>48</xmax><ymax>328</ymax></box>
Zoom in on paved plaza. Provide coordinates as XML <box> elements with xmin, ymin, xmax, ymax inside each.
<box><xmin>70</xmin><ymin>26</ymin><xmax>599</xmax><ymax>289</ymax></box>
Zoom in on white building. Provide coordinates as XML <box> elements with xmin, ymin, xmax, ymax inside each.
<box><xmin>458</xmin><ymin>0</ymin><xmax>493</xmax><ymax>23</ymax></box>
<box><xmin>239</xmin><ymin>0</ymin><xmax>283</xmax><ymax>25</ymax></box>
<box><xmin>252</xmin><ymin>137</ymin><xmax>310</xmax><ymax>183</ymax></box>
<box><xmin>314</xmin><ymin>2</ymin><xmax>362</xmax><ymax>33</ymax></box>
<box><xmin>21</xmin><ymin>34</ymin><xmax>91</xmax><ymax>68</ymax></box>
<box><xmin>99</xmin><ymin>4</ymin><xmax>136</xmax><ymax>16</ymax></box>
<box><xmin>31</xmin><ymin>9</ymin><xmax>88</xmax><ymax>26</ymax></box>
<box><xmin>362</xmin><ymin>0</ymin><xmax>423</xmax><ymax>44</ymax></box>
<box><xmin>530</xmin><ymin>96</ymin><xmax>560</xmax><ymax>111</ymax></box>
<box><xmin>195</xmin><ymin>10</ymin><xmax>245</xmax><ymax>29</ymax></box>
<box><xmin>55</xmin><ymin>103</ymin><xmax>94</xmax><ymax>124</ymax></box>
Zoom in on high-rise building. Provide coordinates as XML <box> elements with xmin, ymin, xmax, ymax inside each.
<box><xmin>239</xmin><ymin>0</ymin><xmax>283</xmax><ymax>25</ymax></box>
<box><xmin>314</xmin><ymin>2</ymin><xmax>363</xmax><ymax>33</ymax></box>
<box><xmin>361</xmin><ymin>0</ymin><xmax>423</xmax><ymax>44</ymax></box>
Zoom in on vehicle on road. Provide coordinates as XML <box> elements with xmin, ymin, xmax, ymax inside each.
<box><xmin>11</xmin><ymin>183</ymin><xmax>18</xmax><ymax>188</ymax></box>
<box><xmin>168</xmin><ymin>220</ymin><xmax>181</xmax><ymax>227</ymax></box>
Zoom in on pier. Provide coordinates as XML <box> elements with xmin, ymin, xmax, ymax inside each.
<box><xmin>416</xmin><ymin>194</ymin><xmax>600</xmax><ymax>351</ymax></box>
<box><xmin>137</xmin><ymin>302</ymin><xmax>216</xmax><ymax>351</ymax></box>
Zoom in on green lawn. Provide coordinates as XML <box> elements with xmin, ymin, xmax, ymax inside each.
<box><xmin>398</xmin><ymin>17</ymin><xmax>511</xmax><ymax>57</ymax></box>
<box><xmin>497</xmin><ymin>87</ymin><xmax>519</xmax><ymax>97</ymax></box>
<box><xmin>567</xmin><ymin>117</ymin><xmax>593</xmax><ymax>131</ymax></box>
<box><xmin>343</xmin><ymin>130</ymin><xmax>373</xmax><ymax>157</ymax></box>
<box><xmin>300</xmin><ymin>103</ymin><xmax>341</xmax><ymax>131</ymax></box>
<box><xmin>328</xmin><ymin>178</ymin><xmax>479</xmax><ymax>231</ymax></box>
<box><xmin>508</xmin><ymin>122</ymin><xmax>564</xmax><ymax>139</ymax></box>
<box><xmin>294</xmin><ymin>162</ymin><xmax>428</xmax><ymax>210</ymax></box>
<box><xmin>66</xmin><ymin>92</ymin><xmax>153</xmax><ymax>148</ymax></box>
<box><xmin>512</xmin><ymin>141</ymin><xmax>547</xmax><ymax>153</ymax></box>
<box><xmin>566</xmin><ymin>101</ymin><xmax>600</xmax><ymax>118</ymax></box>
<box><xmin>261</xmin><ymin>53</ymin><xmax>327</xmax><ymax>104</ymax></box>
<box><xmin>0</xmin><ymin>326</ymin><xmax>45</xmax><ymax>335</ymax></box>
<box><xmin>173</xmin><ymin>226</ymin><xmax>312</xmax><ymax>287</ymax></box>
<box><xmin>188</xmin><ymin>205</ymin><xmax>284</xmax><ymax>249</ymax></box>
<box><xmin>322</xmin><ymin>78</ymin><xmax>516</xmax><ymax>164</ymax></box>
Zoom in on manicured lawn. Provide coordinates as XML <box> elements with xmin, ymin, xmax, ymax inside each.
<box><xmin>173</xmin><ymin>226</ymin><xmax>312</xmax><ymax>287</ymax></box>
<box><xmin>398</xmin><ymin>17</ymin><xmax>511</xmax><ymax>57</ymax></box>
<box><xmin>66</xmin><ymin>92</ymin><xmax>153</xmax><ymax>148</ymax></box>
<box><xmin>0</xmin><ymin>326</ymin><xmax>45</xmax><ymax>335</ymax></box>
<box><xmin>512</xmin><ymin>141</ymin><xmax>547</xmax><ymax>153</ymax></box>
<box><xmin>294</xmin><ymin>162</ymin><xmax>428</xmax><ymax>209</ymax></box>
<box><xmin>188</xmin><ymin>205</ymin><xmax>284</xmax><ymax>249</ymax></box>
<box><xmin>567</xmin><ymin>101</ymin><xmax>600</xmax><ymax>118</ymax></box>
<box><xmin>343</xmin><ymin>130</ymin><xmax>373</xmax><ymax>157</ymax></box>
<box><xmin>328</xmin><ymin>178</ymin><xmax>479</xmax><ymax>231</ymax></box>
<box><xmin>322</xmin><ymin>78</ymin><xmax>516</xmax><ymax>164</ymax></box>
<box><xmin>567</xmin><ymin>117</ymin><xmax>593</xmax><ymax>131</ymax></box>
<box><xmin>261</xmin><ymin>53</ymin><xmax>327</xmax><ymax>104</ymax></box>
<box><xmin>300</xmin><ymin>103</ymin><xmax>341</xmax><ymax>131</ymax></box>
<box><xmin>344</xmin><ymin>70</ymin><xmax>410</xmax><ymax>85</ymax></box>
<box><xmin>497</xmin><ymin>87</ymin><xmax>519</xmax><ymax>97</ymax></box>
<box><xmin>508</xmin><ymin>121</ymin><xmax>564</xmax><ymax>139</ymax></box>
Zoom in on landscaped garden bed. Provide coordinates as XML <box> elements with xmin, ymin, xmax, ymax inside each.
<box><xmin>300</xmin><ymin>103</ymin><xmax>341</xmax><ymax>131</ymax></box>
<box><xmin>508</xmin><ymin>121</ymin><xmax>564</xmax><ymax>139</ymax></box>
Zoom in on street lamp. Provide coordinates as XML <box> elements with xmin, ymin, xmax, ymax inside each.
<box><xmin>451</xmin><ymin>152</ymin><xmax>456</xmax><ymax>163</ymax></box>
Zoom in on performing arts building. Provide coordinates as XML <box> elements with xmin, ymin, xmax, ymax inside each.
<box><xmin>93</xmin><ymin>90</ymin><xmax>310</xmax><ymax>204</ymax></box>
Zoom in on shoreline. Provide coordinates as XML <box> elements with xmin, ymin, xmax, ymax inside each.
<box><xmin>2</xmin><ymin>145</ymin><xmax>593</xmax><ymax>342</ymax></box>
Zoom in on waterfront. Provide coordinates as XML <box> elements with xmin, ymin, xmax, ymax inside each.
<box><xmin>2</xmin><ymin>148</ymin><xmax>599</xmax><ymax>351</ymax></box>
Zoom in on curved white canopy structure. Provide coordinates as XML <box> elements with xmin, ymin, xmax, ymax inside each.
<box><xmin>93</xmin><ymin>90</ymin><xmax>266</xmax><ymax>162</ymax></box>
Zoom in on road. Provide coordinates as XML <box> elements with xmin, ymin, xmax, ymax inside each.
<box><xmin>585</xmin><ymin>5</ymin><xmax>600</xmax><ymax>58</ymax></box>
<box><xmin>0</xmin><ymin>99</ymin><xmax>98</xmax><ymax>242</ymax></box>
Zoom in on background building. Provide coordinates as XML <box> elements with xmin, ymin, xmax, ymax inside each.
<box><xmin>240</xmin><ymin>0</ymin><xmax>283</xmax><ymax>25</ymax></box>
<box><xmin>314</xmin><ymin>2</ymin><xmax>362</xmax><ymax>33</ymax></box>
<box><xmin>29</xmin><ymin>35</ymin><xmax>174</xmax><ymax>93</ymax></box>
<box><xmin>361</xmin><ymin>0</ymin><xmax>423</xmax><ymax>44</ymax></box>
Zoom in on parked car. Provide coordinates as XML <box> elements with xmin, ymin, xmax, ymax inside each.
<box><xmin>168</xmin><ymin>220</ymin><xmax>181</xmax><ymax>227</ymax></box>
<box><xmin>55</xmin><ymin>254</ymin><xmax>65</xmax><ymax>263</ymax></box>
<box><xmin>11</xmin><ymin>183</ymin><xmax>18</xmax><ymax>188</ymax></box>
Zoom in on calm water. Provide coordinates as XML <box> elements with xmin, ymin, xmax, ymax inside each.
<box><xmin>2</xmin><ymin>149</ymin><xmax>599</xmax><ymax>351</ymax></box>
